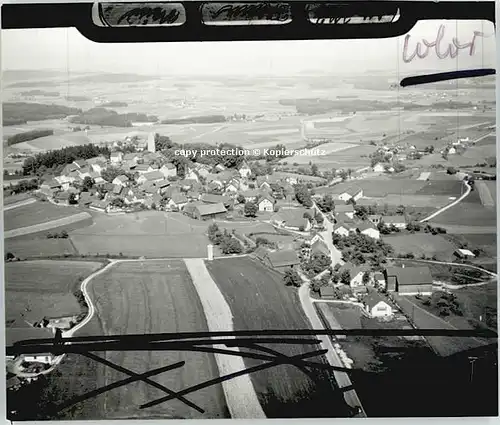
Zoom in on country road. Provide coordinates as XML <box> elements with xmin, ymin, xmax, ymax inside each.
<box><xmin>313</xmin><ymin>203</ymin><xmax>343</xmax><ymax>266</ymax></box>
<box><xmin>420</xmin><ymin>181</ymin><xmax>471</xmax><ymax>223</ymax></box>
<box><xmin>297</xmin><ymin>271</ymin><xmax>366</xmax><ymax>417</ymax></box>
<box><xmin>3</xmin><ymin>197</ymin><xmax>37</xmax><ymax>211</ymax></box>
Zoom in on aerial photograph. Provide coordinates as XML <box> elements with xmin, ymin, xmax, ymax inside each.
<box><xmin>2</xmin><ymin>11</ymin><xmax>498</xmax><ymax>421</ymax></box>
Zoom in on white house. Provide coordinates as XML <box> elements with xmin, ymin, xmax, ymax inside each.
<box><xmin>448</xmin><ymin>147</ymin><xmax>457</xmax><ymax>155</ymax></box>
<box><xmin>335</xmin><ymin>204</ymin><xmax>355</xmax><ymax>219</ymax></box>
<box><xmin>373</xmin><ymin>163</ymin><xmax>385</xmax><ymax>173</ymax></box>
<box><xmin>358</xmin><ymin>222</ymin><xmax>380</xmax><ymax>240</ymax></box>
<box><xmin>110</xmin><ymin>151</ymin><xmax>123</xmax><ymax>164</ymax></box>
<box><xmin>160</xmin><ymin>163</ymin><xmax>177</xmax><ymax>178</ymax></box>
<box><xmin>185</xmin><ymin>168</ymin><xmax>199</xmax><ymax>181</ymax></box>
<box><xmin>333</xmin><ymin>223</ymin><xmax>350</xmax><ymax>237</ymax></box>
<box><xmin>257</xmin><ymin>195</ymin><xmax>275</xmax><ymax>212</ymax></box>
<box><xmin>112</xmin><ymin>175</ymin><xmax>129</xmax><ymax>186</ymax></box>
<box><xmin>167</xmin><ymin>193</ymin><xmax>188</xmax><ymax>210</ymax></box>
<box><xmin>383</xmin><ymin>216</ymin><xmax>407</xmax><ymax>229</ymax></box>
<box><xmin>238</xmin><ymin>160</ymin><xmax>252</xmax><ymax>178</ymax></box>
<box><xmin>338</xmin><ymin>187</ymin><xmax>363</xmax><ymax>202</ymax></box>
<box><xmin>363</xmin><ymin>293</ymin><xmax>393</xmax><ymax>318</ymax></box>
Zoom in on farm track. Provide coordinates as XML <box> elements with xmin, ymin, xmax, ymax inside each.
<box><xmin>5</xmin><ymin>212</ymin><xmax>92</xmax><ymax>238</ymax></box>
<box><xmin>3</xmin><ymin>197</ymin><xmax>37</xmax><ymax>211</ymax></box>
<box><xmin>184</xmin><ymin>258</ymin><xmax>266</xmax><ymax>419</ymax></box>
<box><xmin>476</xmin><ymin>181</ymin><xmax>495</xmax><ymax>208</ymax></box>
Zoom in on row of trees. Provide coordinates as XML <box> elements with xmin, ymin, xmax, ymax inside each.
<box><xmin>333</xmin><ymin>232</ymin><xmax>393</xmax><ymax>267</ymax></box>
<box><xmin>4</xmin><ymin>178</ymin><xmax>39</xmax><ymax>195</ymax></box>
<box><xmin>7</xmin><ymin>129</ymin><xmax>54</xmax><ymax>146</ymax></box>
<box><xmin>22</xmin><ymin>144</ymin><xmax>110</xmax><ymax>176</ymax></box>
<box><xmin>294</xmin><ymin>184</ymin><xmax>313</xmax><ymax>207</ymax></box>
<box><xmin>207</xmin><ymin>223</ymin><xmax>243</xmax><ymax>254</ymax></box>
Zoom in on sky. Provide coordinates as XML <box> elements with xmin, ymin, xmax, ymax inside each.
<box><xmin>1</xmin><ymin>19</ymin><xmax>495</xmax><ymax>77</ymax></box>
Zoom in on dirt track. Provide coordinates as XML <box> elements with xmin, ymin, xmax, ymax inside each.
<box><xmin>184</xmin><ymin>258</ymin><xmax>266</xmax><ymax>419</ymax></box>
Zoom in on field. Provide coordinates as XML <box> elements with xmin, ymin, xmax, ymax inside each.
<box><xmin>476</xmin><ymin>181</ymin><xmax>496</xmax><ymax>207</ymax></box>
<box><xmin>383</xmin><ymin>234</ymin><xmax>457</xmax><ymax>261</ymax></box>
<box><xmin>4</xmin><ymin>201</ymin><xmax>84</xmax><ymax>231</ymax></box>
<box><xmin>206</xmin><ymin>256</ymin><xmax>349</xmax><ymax>418</ymax></box>
<box><xmin>391</xmin><ymin>293</ymin><xmax>486</xmax><ymax>357</ymax></box>
<box><xmin>3</xmin><ymin>193</ymin><xmax>33</xmax><ymax>205</ymax></box>
<box><xmin>87</xmin><ymin>260</ymin><xmax>228</xmax><ymax>419</ymax></box>
<box><xmin>5</xmin><ymin>260</ymin><xmax>103</xmax><ymax>325</ymax></box>
<box><xmin>70</xmin><ymin>212</ymin><xmax>211</xmax><ymax>258</ymax></box>
<box><xmin>430</xmin><ymin>189</ymin><xmax>497</xmax><ymax>228</ymax></box>
<box><xmin>5</xmin><ymin>238</ymin><xmax>77</xmax><ymax>259</ymax></box>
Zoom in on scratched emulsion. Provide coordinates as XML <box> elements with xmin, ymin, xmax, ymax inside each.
<box><xmin>201</xmin><ymin>2</ymin><xmax>291</xmax><ymax>24</ymax></box>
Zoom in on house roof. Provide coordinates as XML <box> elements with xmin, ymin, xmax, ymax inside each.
<box><xmin>5</xmin><ymin>327</ymin><xmax>54</xmax><ymax>346</ymax></box>
<box><xmin>201</xmin><ymin>193</ymin><xmax>231</xmax><ymax>204</ymax></box>
<box><xmin>73</xmin><ymin>159</ymin><xmax>86</xmax><ymax>167</ymax></box>
<box><xmin>54</xmin><ymin>191</ymin><xmax>70</xmax><ymax>200</ymax></box>
<box><xmin>363</xmin><ymin>292</ymin><xmax>390</xmax><ymax>309</ymax></box>
<box><xmin>340</xmin><ymin>185</ymin><xmax>363</xmax><ymax>196</ymax></box>
<box><xmin>155</xmin><ymin>179</ymin><xmax>170</xmax><ymax>188</ymax></box>
<box><xmin>196</xmin><ymin>202</ymin><xmax>227</xmax><ymax>216</ymax></box>
<box><xmin>339</xmin><ymin>262</ymin><xmax>369</xmax><ymax>279</ymax></box>
<box><xmin>383</xmin><ymin>215</ymin><xmax>406</xmax><ymax>224</ymax></box>
<box><xmin>162</xmin><ymin>162</ymin><xmax>176</xmax><ymax>170</ymax></box>
<box><xmin>311</xmin><ymin>239</ymin><xmax>330</xmax><ymax>255</ymax></box>
<box><xmin>358</xmin><ymin>221</ymin><xmax>377</xmax><ymax>232</ymax></box>
<box><xmin>110</xmin><ymin>151</ymin><xmax>122</xmax><ymax>157</ymax></box>
<box><xmin>135</xmin><ymin>163</ymin><xmax>151</xmax><ymax>171</ymax></box>
<box><xmin>91</xmin><ymin>200</ymin><xmax>110</xmax><ymax>209</ymax></box>
<box><xmin>170</xmin><ymin>193</ymin><xmax>188</xmax><ymax>204</ymax></box>
<box><xmin>319</xmin><ymin>286</ymin><xmax>336</xmax><ymax>297</ymax></box>
<box><xmin>43</xmin><ymin>178</ymin><xmax>61</xmax><ymax>188</ymax></box>
<box><xmin>114</xmin><ymin>175</ymin><xmax>129</xmax><ymax>183</ymax></box>
<box><xmin>258</xmin><ymin>194</ymin><xmax>275</xmax><ymax>204</ymax></box>
<box><xmin>142</xmin><ymin>171</ymin><xmax>164</xmax><ymax>181</ymax></box>
<box><xmin>335</xmin><ymin>204</ymin><xmax>355</xmax><ymax>213</ymax></box>
<box><xmin>385</xmin><ymin>266</ymin><xmax>433</xmax><ymax>286</ymax></box>
<box><xmin>266</xmin><ymin>250</ymin><xmax>300</xmax><ymax>268</ymax></box>
<box><xmin>241</xmin><ymin>189</ymin><xmax>261</xmax><ymax>198</ymax></box>
<box><xmin>271</xmin><ymin>208</ymin><xmax>310</xmax><ymax>228</ymax></box>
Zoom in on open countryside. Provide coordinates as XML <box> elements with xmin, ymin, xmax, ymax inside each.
<box><xmin>4</xmin><ymin>23</ymin><xmax>498</xmax><ymax>421</ymax></box>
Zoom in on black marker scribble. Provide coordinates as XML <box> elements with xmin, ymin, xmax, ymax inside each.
<box><xmin>116</xmin><ymin>6</ymin><xmax>181</xmax><ymax>26</ymax></box>
<box><xmin>208</xmin><ymin>3</ymin><xmax>290</xmax><ymax>22</ymax></box>
<box><xmin>403</xmin><ymin>24</ymin><xmax>487</xmax><ymax>63</ymax></box>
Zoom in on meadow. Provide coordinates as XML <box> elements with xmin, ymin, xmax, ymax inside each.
<box><xmin>4</xmin><ymin>201</ymin><xmax>84</xmax><ymax>231</ymax></box>
<box><xmin>5</xmin><ymin>260</ymin><xmax>103</xmax><ymax>325</ymax></box>
<box><xmin>206</xmin><ymin>257</ymin><xmax>349</xmax><ymax>418</ymax></box>
<box><xmin>87</xmin><ymin>260</ymin><xmax>228</xmax><ymax>419</ymax></box>
<box><xmin>383</xmin><ymin>233</ymin><xmax>457</xmax><ymax>261</ymax></box>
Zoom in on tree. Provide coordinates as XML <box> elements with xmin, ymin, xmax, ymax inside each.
<box><xmin>101</xmin><ymin>166</ymin><xmax>125</xmax><ymax>183</ymax></box>
<box><xmin>283</xmin><ymin>268</ymin><xmax>302</xmax><ymax>287</ymax></box>
<box><xmin>362</xmin><ymin>271</ymin><xmax>370</xmax><ymax>285</ymax></box>
<box><xmin>220</xmin><ymin>237</ymin><xmax>243</xmax><ymax>254</ymax></box>
<box><xmin>447</xmin><ymin>166</ymin><xmax>457</xmax><ymax>175</ymax></box>
<box><xmin>244</xmin><ymin>202</ymin><xmax>258</xmax><ymax>217</ymax></box>
<box><xmin>340</xmin><ymin>270</ymin><xmax>351</xmax><ymax>285</ymax></box>
<box><xmin>82</xmin><ymin>176</ymin><xmax>94</xmax><ymax>191</ymax></box>
<box><xmin>294</xmin><ymin>184</ymin><xmax>313</xmax><ymax>208</ymax></box>
<box><xmin>110</xmin><ymin>197</ymin><xmax>125</xmax><ymax>209</ymax></box>
<box><xmin>339</xmin><ymin>170</ymin><xmax>348</xmax><ymax>181</ymax></box>
<box><xmin>154</xmin><ymin>133</ymin><xmax>174</xmax><ymax>151</ymax></box>
<box><xmin>237</xmin><ymin>194</ymin><xmax>246</xmax><ymax>204</ymax></box>
<box><xmin>311</xmin><ymin>163</ymin><xmax>319</xmax><ymax>176</ymax></box>
<box><xmin>315</xmin><ymin>212</ymin><xmax>324</xmax><ymax>225</ymax></box>
<box><xmin>68</xmin><ymin>193</ymin><xmax>78</xmax><ymax>205</ymax></box>
<box><xmin>5</xmin><ymin>252</ymin><xmax>15</xmax><ymax>261</ymax></box>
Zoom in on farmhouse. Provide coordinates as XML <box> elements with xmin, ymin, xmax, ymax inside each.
<box><xmin>90</xmin><ymin>199</ymin><xmax>110</xmax><ymax>213</ymax></box>
<box><xmin>167</xmin><ymin>193</ymin><xmax>188</xmax><ymax>210</ymax></box>
<box><xmin>112</xmin><ymin>175</ymin><xmax>129</xmax><ymax>186</ymax></box>
<box><xmin>373</xmin><ymin>163</ymin><xmax>385</xmax><ymax>173</ymax></box>
<box><xmin>160</xmin><ymin>163</ymin><xmax>177</xmax><ymax>178</ymax></box>
<box><xmin>110</xmin><ymin>151</ymin><xmax>123</xmax><ymax>164</ymax></box>
<box><xmin>271</xmin><ymin>208</ymin><xmax>312</xmax><ymax>231</ymax></box>
<box><xmin>319</xmin><ymin>286</ymin><xmax>336</xmax><ymax>299</ymax></box>
<box><xmin>334</xmin><ymin>204</ymin><xmax>355</xmax><ymax>218</ymax></box>
<box><xmin>200</xmin><ymin>193</ymin><xmax>232</xmax><ymax>208</ymax></box>
<box><xmin>383</xmin><ymin>215</ymin><xmax>407</xmax><ymax>229</ymax></box>
<box><xmin>264</xmin><ymin>250</ymin><xmax>300</xmax><ymax>272</ymax></box>
<box><xmin>185</xmin><ymin>202</ymin><xmax>228</xmax><ymax>220</ymax></box>
<box><xmin>385</xmin><ymin>266</ymin><xmax>434</xmax><ymax>296</ymax></box>
<box><xmin>41</xmin><ymin>179</ymin><xmax>61</xmax><ymax>191</ymax></box>
<box><xmin>357</xmin><ymin>222</ymin><xmax>380</xmax><ymax>240</ymax></box>
<box><xmin>363</xmin><ymin>292</ymin><xmax>393</xmax><ymax>318</ymax></box>
<box><xmin>454</xmin><ymin>249</ymin><xmax>476</xmax><ymax>259</ymax></box>
<box><xmin>338</xmin><ymin>186</ymin><xmax>363</xmax><ymax>202</ymax></box>
<box><xmin>6</xmin><ymin>327</ymin><xmax>56</xmax><ymax>365</ymax></box>
<box><xmin>257</xmin><ymin>194</ymin><xmax>275</xmax><ymax>212</ymax></box>
<box><xmin>137</xmin><ymin>170</ymin><xmax>164</xmax><ymax>184</ymax></box>
<box><xmin>333</xmin><ymin>223</ymin><xmax>350</xmax><ymax>237</ymax></box>
<box><xmin>338</xmin><ymin>263</ymin><xmax>370</xmax><ymax>289</ymax></box>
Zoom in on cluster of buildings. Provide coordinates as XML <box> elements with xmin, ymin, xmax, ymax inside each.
<box><xmin>36</xmin><ymin>133</ymin><xmax>329</xmax><ymax>220</ymax></box>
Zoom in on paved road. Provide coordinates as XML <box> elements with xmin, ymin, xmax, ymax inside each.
<box><xmin>3</xmin><ymin>198</ymin><xmax>37</xmax><ymax>211</ymax></box>
<box><xmin>313</xmin><ymin>203</ymin><xmax>343</xmax><ymax>266</ymax></box>
<box><xmin>420</xmin><ymin>181</ymin><xmax>471</xmax><ymax>222</ymax></box>
<box><xmin>297</xmin><ymin>271</ymin><xmax>366</xmax><ymax>417</ymax></box>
